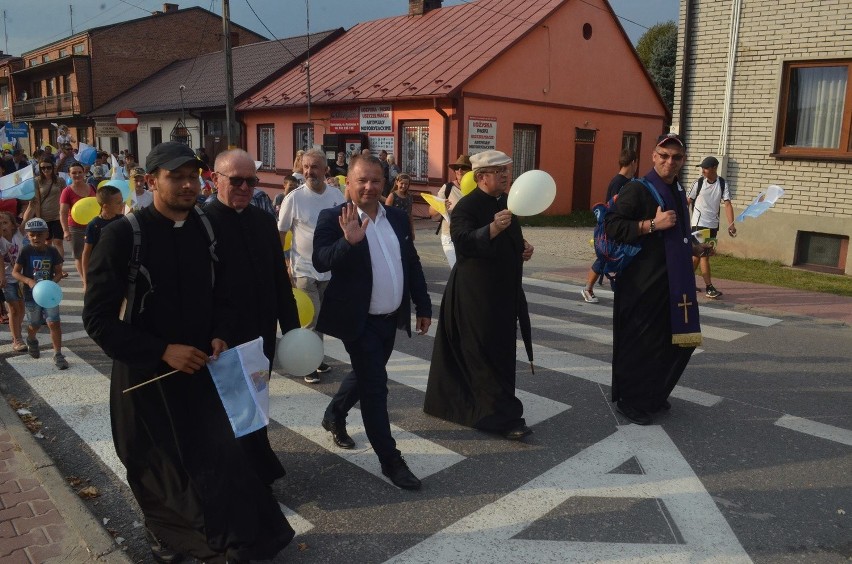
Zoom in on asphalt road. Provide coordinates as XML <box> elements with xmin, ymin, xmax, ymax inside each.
<box><xmin>0</xmin><ymin>226</ymin><xmax>849</xmax><ymax>563</ymax></box>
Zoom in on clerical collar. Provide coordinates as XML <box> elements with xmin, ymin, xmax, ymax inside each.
<box><xmin>173</xmin><ymin>220</ymin><xmax>185</xmax><ymax>228</ymax></box>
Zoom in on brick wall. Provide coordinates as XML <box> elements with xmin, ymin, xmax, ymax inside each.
<box><xmin>89</xmin><ymin>8</ymin><xmax>265</xmax><ymax>110</ymax></box>
<box><xmin>673</xmin><ymin>0</ymin><xmax>852</xmax><ymax>272</ymax></box>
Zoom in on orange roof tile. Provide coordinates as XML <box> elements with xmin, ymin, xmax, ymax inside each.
<box><xmin>238</xmin><ymin>0</ymin><xmax>566</xmax><ymax>110</ymax></box>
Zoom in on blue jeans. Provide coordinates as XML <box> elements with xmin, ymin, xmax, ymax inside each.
<box><xmin>324</xmin><ymin>314</ymin><xmax>400</xmax><ymax>465</ymax></box>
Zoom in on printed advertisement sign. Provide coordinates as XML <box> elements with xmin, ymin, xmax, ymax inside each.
<box><xmin>330</xmin><ymin>108</ymin><xmax>359</xmax><ymax>133</ymax></box>
<box><xmin>468</xmin><ymin>116</ymin><xmax>497</xmax><ymax>154</ymax></box>
<box><xmin>360</xmin><ymin>105</ymin><xmax>393</xmax><ymax>133</ymax></box>
<box><xmin>368</xmin><ymin>133</ymin><xmax>395</xmax><ymax>156</ymax></box>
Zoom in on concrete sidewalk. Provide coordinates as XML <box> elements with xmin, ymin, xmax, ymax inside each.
<box><xmin>0</xmin><ymin>394</ymin><xmax>130</xmax><ymax>562</ymax></box>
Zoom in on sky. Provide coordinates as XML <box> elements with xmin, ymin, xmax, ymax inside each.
<box><xmin>2</xmin><ymin>0</ymin><xmax>679</xmax><ymax>57</ymax></box>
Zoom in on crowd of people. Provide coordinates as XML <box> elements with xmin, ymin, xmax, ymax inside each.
<box><xmin>0</xmin><ymin>132</ymin><xmax>720</xmax><ymax>561</ymax></box>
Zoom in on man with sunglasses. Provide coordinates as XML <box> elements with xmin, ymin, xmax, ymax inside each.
<box><xmin>277</xmin><ymin>148</ymin><xmax>345</xmax><ymax>383</ymax></box>
<box><xmin>604</xmin><ymin>134</ymin><xmax>710</xmax><ymax>426</ymax></box>
<box><xmin>84</xmin><ymin>142</ymin><xmax>294</xmax><ymax>562</ymax></box>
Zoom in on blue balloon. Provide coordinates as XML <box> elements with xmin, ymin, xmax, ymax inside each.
<box><xmin>65</xmin><ymin>176</ymin><xmax>73</xmax><ymax>185</ymax></box>
<box><xmin>32</xmin><ymin>280</ymin><xmax>63</xmax><ymax>309</ymax></box>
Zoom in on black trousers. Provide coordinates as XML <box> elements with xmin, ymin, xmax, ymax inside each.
<box><xmin>324</xmin><ymin>314</ymin><xmax>400</xmax><ymax>465</ymax></box>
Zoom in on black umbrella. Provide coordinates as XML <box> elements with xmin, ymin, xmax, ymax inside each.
<box><xmin>518</xmin><ymin>289</ymin><xmax>534</xmax><ymax>374</ymax></box>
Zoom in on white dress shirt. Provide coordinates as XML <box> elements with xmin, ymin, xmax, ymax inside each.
<box><xmin>357</xmin><ymin>205</ymin><xmax>403</xmax><ymax>315</ymax></box>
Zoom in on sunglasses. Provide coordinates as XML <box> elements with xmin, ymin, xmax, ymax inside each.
<box><xmin>215</xmin><ymin>172</ymin><xmax>260</xmax><ymax>188</ymax></box>
<box><xmin>654</xmin><ymin>151</ymin><xmax>684</xmax><ymax>162</ymax></box>
<box><xmin>40</xmin><ymin>165</ymin><xmax>54</xmax><ymax>169</ymax></box>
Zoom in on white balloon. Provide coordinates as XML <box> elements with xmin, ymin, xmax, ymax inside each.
<box><xmin>275</xmin><ymin>329</ymin><xmax>324</xmax><ymax>377</ymax></box>
<box><xmin>507</xmin><ymin>170</ymin><xmax>557</xmax><ymax>216</ymax></box>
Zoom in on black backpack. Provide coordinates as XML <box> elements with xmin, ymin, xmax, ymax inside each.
<box><xmin>122</xmin><ymin>206</ymin><xmax>217</xmax><ymax>323</ymax></box>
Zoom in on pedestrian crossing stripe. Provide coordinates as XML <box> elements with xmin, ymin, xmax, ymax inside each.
<box><xmin>385</xmin><ymin>425</ymin><xmax>752</xmax><ymax>564</ymax></box>
<box><xmin>7</xmin><ymin>350</ymin><xmax>315</xmax><ymax>537</ymax></box>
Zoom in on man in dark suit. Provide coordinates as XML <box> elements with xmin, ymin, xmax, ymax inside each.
<box><xmin>313</xmin><ymin>154</ymin><xmax>431</xmax><ymax>490</ymax></box>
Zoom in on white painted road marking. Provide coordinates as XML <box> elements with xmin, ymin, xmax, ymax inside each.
<box><xmin>8</xmin><ymin>351</ymin><xmax>314</xmax><ymax>533</ymax></box>
<box><xmin>268</xmin><ymin>371</ymin><xmax>466</xmax><ymax>482</ymax></box>
<box><xmin>386</xmin><ymin>425</ymin><xmax>753</xmax><ymax>563</ymax></box>
<box><xmin>774</xmin><ymin>414</ymin><xmax>852</xmax><ymax>446</ymax></box>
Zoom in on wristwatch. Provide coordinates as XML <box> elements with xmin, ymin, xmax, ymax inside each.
<box><xmin>649</xmin><ymin>219</ymin><xmax>656</xmax><ymax>233</ymax></box>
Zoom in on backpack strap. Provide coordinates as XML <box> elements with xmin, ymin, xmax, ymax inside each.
<box><xmin>192</xmin><ymin>205</ymin><xmax>218</xmax><ymax>286</ymax></box>
<box><xmin>434</xmin><ymin>182</ymin><xmax>454</xmax><ymax>235</ymax></box>
<box><xmin>122</xmin><ymin>213</ymin><xmax>151</xmax><ymax>323</ymax></box>
<box><xmin>635</xmin><ymin>177</ymin><xmax>666</xmax><ymax>210</ymax></box>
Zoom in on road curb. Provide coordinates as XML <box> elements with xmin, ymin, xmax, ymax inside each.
<box><xmin>0</xmin><ymin>395</ymin><xmax>133</xmax><ymax>563</ymax></box>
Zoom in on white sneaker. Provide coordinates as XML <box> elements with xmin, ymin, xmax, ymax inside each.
<box><xmin>581</xmin><ymin>289</ymin><xmax>599</xmax><ymax>303</ymax></box>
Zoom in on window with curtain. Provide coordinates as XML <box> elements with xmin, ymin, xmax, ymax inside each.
<box><xmin>512</xmin><ymin>124</ymin><xmax>539</xmax><ymax>182</ymax></box>
<box><xmin>401</xmin><ymin>121</ymin><xmax>429</xmax><ymax>182</ymax></box>
<box><xmin>778</xmin><ymin>60</ymin><xmax>852</xmax><ymax>158</ymax></box>
<box><xmin>258</xmin><ymin>124</ymin><xmax>275</xmax><ymax>170</ymax></box>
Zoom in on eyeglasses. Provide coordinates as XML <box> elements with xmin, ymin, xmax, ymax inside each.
<box><xmin>480</xmin><ymin>167</ymin><xmax>509</xmax><ymax>175</ymax></box>
<box><xmin>215</xmin><ymin>172</ymin><xmax>260</xmax><ymax>188</ymax></box>
<box><xmin>654</xmin><ymin>151</ymin><xmax>684</xmax><ymax>162</ymax></box>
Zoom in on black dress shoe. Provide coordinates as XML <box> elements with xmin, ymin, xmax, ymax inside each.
<box><xmin>616</xmin><ymin>400</ymin><xmax>652</xmax><ymax>425</ymax></box>
<box><xmin>381</xmin><ymin>456</ymin><xmax>421</xmax><ymax>490</ymax></box>
<box><xmin>650</xmin><ymin>399</ymin><xmax>672</xmax><ymax>413</ymax></box>
<box><xmin>321</xmin><ymin>418</ymin><xmax>355</xmax><ymax>449</ymax></box>
<box><xmin>502</xmin><ymin>425</ymin><xmax>533</xmax><ymax>441</ymax></box>
<box><xmin>145</xmin><ymin>527</ymin><xmax>184</xmax><ymax>564</ymax></box>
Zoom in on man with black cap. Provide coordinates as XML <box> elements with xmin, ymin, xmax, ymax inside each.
<box><xmin>83</xmin><ymin>142</ymin><xmax>294</xmax><ymax>562</ymax></box>
<box><xmin>688</xmin><ymin>156</ymin><xmax>736</xmax><ymax>299</ymax></box>
<box><xmin>604</xmin><ymin>134</ymin><xmax>711</xmax><ymax>426</ymax></box>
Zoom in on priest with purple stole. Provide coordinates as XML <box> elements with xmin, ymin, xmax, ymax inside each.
<box><xmin>604</xmin><ymin>133</ymin><xmax>710</xmax><ymax>425</ymax></box>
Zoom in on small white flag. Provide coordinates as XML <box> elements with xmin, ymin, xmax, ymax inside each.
<box><xmin>207</xmin><ymin>337</ymin><xmax>270</xmax><ymax>438</ymax></box>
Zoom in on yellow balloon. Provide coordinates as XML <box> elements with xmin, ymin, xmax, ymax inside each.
<box><xmin>97</xmin><ymin>179</ymin><xmax>111</xmax><ymax>189</ymax></box>
<box><xmin>292</xmin><ymin>288</ymin><xmax>315</xmax><ymax>328</ymax></box>
<box><xmin>460</xmin><ymin>170</ymin><xmax>477</xmax><ymax>196</ymax></box>
<box><xmin>336</xmin><ymin>175</ymin><xmax>346</xmax><ymax>187</ymax></box>
<box><xmin>283</xmin><ymin>231</ymin><xmax>293</xmax><ymax>251</ymax></box>
<box><xmin>71</xmin><ymin>197</ymin><xmax>100</xmax><ymax>225</ymax></box>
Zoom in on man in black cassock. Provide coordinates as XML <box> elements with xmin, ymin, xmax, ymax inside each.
<box><xmin>604</xmin><ymin>134</ymin><xmax>708</xmax><ymax>426</ymax></box>
<box><xmin>424</xmin><ymin>150</ymin><xmax>535</xmax><ymax>441</ymax></box>
<box><xmin>204</xmin><ymin>148</ymin><xmax>301</xmax><ymax>485</ymax></box>
<box><xmin>83</xmin><ymin>142</ymin><xmax>294</xmax><ymax>563</ymax></box>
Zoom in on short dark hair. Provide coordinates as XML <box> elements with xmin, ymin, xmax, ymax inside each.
<box><xmin>69</xmin><ymin>162</ymin><xmax>85</xmax><ymax>172</ymax></box>
<box><xmin>348</xmin><ymin>154</ymin><xmax>383</xmax><ymax>173</ymax></box>
<box><xmin>283</xmin><ymin>175</ymin><xmax>299</xmax><ymax>184</ymax></box>
<box><xmin>96</xmin><ymin>184</ymin><xmax>122</xmax><ymax>205</ymax></box>
<box><xmin>618</xmin><ymin>148</ymin><xmax>638</xmax><ymax>167</ymax></box>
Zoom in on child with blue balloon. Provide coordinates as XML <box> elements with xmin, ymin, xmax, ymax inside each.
<box><xmin>12</xmin><ymin>218</ymin><xmax>68</xmax><ymax>370</ymax></box>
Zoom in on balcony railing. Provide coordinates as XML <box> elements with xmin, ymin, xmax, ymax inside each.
<box><xmin>13</xmin><ymin>92</ymin><xmax>79</xmax><ymax>120</ymax></box>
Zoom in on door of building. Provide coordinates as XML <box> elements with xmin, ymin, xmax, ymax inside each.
<box><xmin>572</xmin><ymin>143</ymin><xmax>595</xmax><ymax>212</ymax></box>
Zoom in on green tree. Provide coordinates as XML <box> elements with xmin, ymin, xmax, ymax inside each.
<box><xmin>636</xmin><ymin>21</ymin><xmax>677</xmax><ymax>112</ymax></box>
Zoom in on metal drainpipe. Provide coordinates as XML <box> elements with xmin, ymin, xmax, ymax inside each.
<box><xmin>717</xmin><ymin>0</ymin><xmax>743</xmax><ymax>177</ymax></box>
<box><xmin>434</xmin><ymin>98</ymin><xmax>450</xmax><ymax>185</ymax></box>
<box><xmin>678</xmin><ymin>0</ymin><xmax>694</xmax><ymax>139</ymax></box>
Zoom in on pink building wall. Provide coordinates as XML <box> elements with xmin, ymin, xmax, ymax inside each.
<box><xmin>242</xmin><ymin>0</ymin><xmax>667</xmax><ymax>213</ymax></box>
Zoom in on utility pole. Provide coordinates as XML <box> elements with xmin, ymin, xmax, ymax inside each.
<box><xmin>305</xmin><ymin>0</ymin><xmax>312</xmax><ymax>136</ymax></box>
<box><xmin>3</xmin><ymin>11</ymin><xmax>8</xmax><ymax>53</ymax></box>
<box><xmin>70</xmin><ymin>5</ymin><xmax>74</xmax><ymax>35</ymax></box>
<box><xmin>222</xmin><ymin>0</ymin><xmax>236</xmax><ymax>149</ymax></box>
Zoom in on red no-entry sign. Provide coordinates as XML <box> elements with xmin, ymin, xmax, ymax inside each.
<box><xmin>115</xmin><ymin>109</ymin><xmax>139</xmax><ymax>133</ymax></box>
